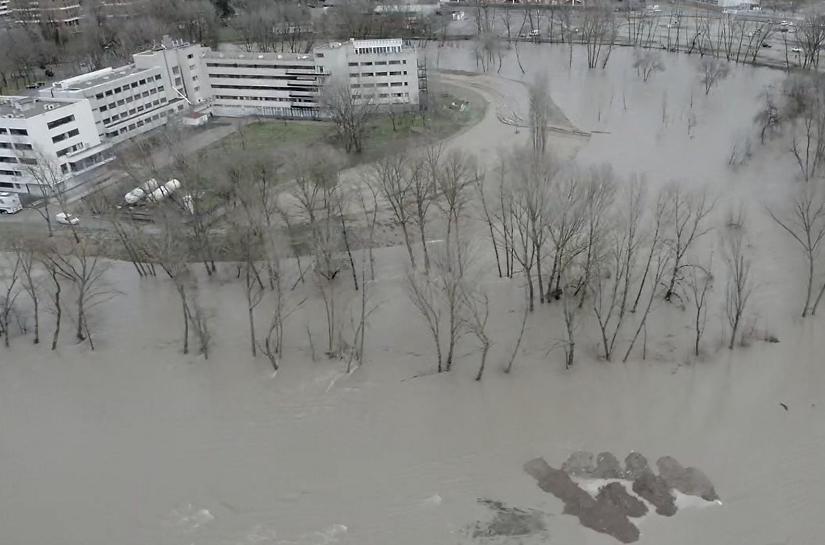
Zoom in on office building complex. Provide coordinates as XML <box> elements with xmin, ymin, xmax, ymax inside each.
<box><xmin>0</xmin><ymin>96</ymin><xmax>112</xmax><ymax>194</ymax></box>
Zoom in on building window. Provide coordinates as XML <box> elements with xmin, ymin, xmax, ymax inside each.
<box><xmin>0</xmin><ymin>157</ymin><xmax>15</xmax><ymax>163</ymax></box>
<box><xmin>391</xmin><ymin>82</ymin><xmax>402</xmax><ymax>87</ymax></box>
<box><xmin>158</xmin><ymin>85</ymin><xmax>165</xmax><ymax>92</ymax></box>
<box><xmin>9</xmin><ymin>128</ymin><xmax>28</xmax><ymax>136</ymax></box>
<box><xmin>375</xmin><ymin>72</ymin><xmax>387</xmax><ymax>76</ymax></box>
<box><xmin>194</xmin><ymin>86</ymin><xmax>200</xmax><ymax>92</ymax></box>
<box><xmin>403</xmin><ymin>71</ymin><xmax>408</xmax><ymax>75</ymax></box>
<box><xmin>47</xmin><ymin>114</ymin><xmax>75</xmax><ymax>130</ymax></box>
<box><xmin>100</xmin><ymin>105</ymin><xmax>108</xmax><ymax>111</ymax></box>
<box><xmin>172</xmin><ymin>66</ymin><xmax>180</xmax><ymax>75</ymax></box>
<box><xmin>375</xmin><ymin>61</ymin><xmax>387</xmax><ymax>65</ymax></box>
<box><xmin>103</xmin><ymin>118</ymin><xmax>111</xmax><ymax>124</ymax></box>
<box><xmin>389</xmin><ymin>60</ymin><xmax>400</xmax><ymax>65</ymax></box>
<box><xmin>0</xmin><ymin>142</ymin><xmax>9</xmax><ymax>149</ymax></box>
<box><xmin>390</xmin><ymin>71</ymin><xmax>401</xmax><ymax>76</ymax></box>
<box><xmin>402</xmin><ymin>60</ymin><xmax>407</xmax><ymax>64</ymax></box>
<box><xmin>142</xmin><ymin>91</ymin><xmax>150</xmax><ymax>98</ymax></box>
<box><xmin>187</xmin><ymin>53</ymin><xmax>194</xmax><ymax>59</ymax></box>
<box><xmin>117</xmin><ymin>99</ymin><xmax>125</xmax><ymax>106</ymax></box>
<box><xmin>131</xmin><ymin>82</ymin><xmax>138</xmax><ymax>88</ymax></box>
<box><xmin>126</xmin><ymin>96</ymin><xmax>134</xmax><ymax>103</ymax></box>
<box><xmin>192</xmin><ymin>75</ymin><xmax>198</xmax><ymax>82</ymax></box>
<box><xmin>174</xmin><ymin>77</ymin><xmax>182</xmax><ymax>87</ymax></box>
<box><xmin>106</xmin><ymin>90</ymin><xmax>113</xmax><ymax>96</ymax></box>
<box><xmin>137</xmin><ymin>120</ymin><xmax>144</xmax><ymax>127</ymax></box>
<box><xmin>95</xmin><ymin>93</ymin><xmax>104</xmax><ymax>99</ymax></box>
<box><xmin>139</xmin><ymin>79</ymin><xmax>146</xmax><ymax>85</ymax></box>
<box><xmin>160</xmin><ymin>98</ymin><xmax>167</xmax><ymax>103</ymax></box>
<box><xmin>155</xmin><ymin>74</ymin><xmax>162</xmax><ymax>81</ymax></box>
<box><xmin>114</xmin><ymin>86</ymin><xmax>121</xmax><ymax>93</ymax></box>
<box><xmin>361</xmin><ymin>62</ymin><xmax>373</xmax><ymax>66</ymax></box>
<box><xmin>112</xmin><ymin>114</ymin><xmax>119</xmax><ymax>121</ymax></box>
<box><xmin>348</xmin><ymin>62</ymin><xmax>358</xmax><ymax>67</ymax></box>
<box><xmin>128</xmin><ymin>124</ymin><xmax>136</xmax><ymax>130</ymax></box>
<box><xmin>315</xmin><ymin>53</ymin><xmax>324</xmax><ymax>58</ymax></box>
<box><xmin>137</xmin><ymin>105</ymin><xmax>144</xmax><ymax>112</ymax></box>
<box><xmin>129</xmin><ymin>109</ymin><xmax>136</xmax><ymax>115</ymax></box>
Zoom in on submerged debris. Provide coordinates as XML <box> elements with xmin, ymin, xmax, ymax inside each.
<box><xmin>469</xmin><ymin>499</ymin><xmax>548</xmax><ymax>543</ymax></box>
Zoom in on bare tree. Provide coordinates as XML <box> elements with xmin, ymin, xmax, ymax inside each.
<box><xmin>580</xmin><ymin>1</ymin><xmax>617</xmax><ymax>69</ymax></box>
<box><xmin>664</xmin><ymin>187</ymin><xmax>715</xmax><ymax>303</ymax></box>
<box><xmin>590</xmin><ymin>179</ymin><xmax>646</xmax><ymax>361</ymax></box>
<box><xmin>632</xmin><ymin>48</ymin><xmax>665</xmax><ymax>82</ymax></box>
<box><xmin>722</xmin><ymin>226</ymin><xmax>752</xmax><ymax>349</ymax></box>
<box><xmin>529</xmin><ymin>71</ymin><xmax>553</xmax><ymax>156</ymax></box>
<box><xmin>372</xmin><ymin>153</ymin><xmax>417</xmax><ymax>269</ymax></box>
<box><xmin>461</xmin><ymin>281</ymin><xmax>492</xmax><ymax>381</ymax></box>
<box><xmin>16</xmin><ymin>241</ymin><xmax>42</xmax><ymax>345</ymax></box>
<box><xmin>406</xmin><ymin>268</ymin><xmax>444</xmax><ymax>372</ymax></box>
<box><xmin>259</xmin><ymin>249</ymin><xmax>306</xmax><ymax>375</ymax></box>
<box><xmin>686</xmin><ymin>252</ymin><xmax>713</xmax><ymax>357</ymax></box>
<box><xmin>41</xmin><ymin>237</ymin><xmax>115</xmax><ymax>349</ymax></box>
<box><xmin>698</xmin><ymin>57</ymin><xmax>731</xmax><ymax>95</ymax></box>
<box><xmin>435</xmin><ymin>150</ymin><xmax>475</xmax><ymax>272</ymax></box>
<box><xmin>321</xmin><ymin>76</ymin><xmax>379</xmax><ymax>154</ymax></box>
<box><xmin>767</xmin><ymin>181</ymin><xmax>825</xmax><ymax>316</ymax></box>
<box><xmin>0</xmin><ymin>252</ymin><xmax>22</xmax><ymax>347</ymax></box>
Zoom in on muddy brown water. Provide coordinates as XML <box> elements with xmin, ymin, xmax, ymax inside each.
<box><xmin>2</xmin><ymin>45</ymin><xmax>825</xmax><ymax>545</ymax></box>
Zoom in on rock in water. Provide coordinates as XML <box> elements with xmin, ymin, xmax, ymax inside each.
<box><xmin>524</xmin><ymin>458</ymin><xmax>641</xmax><ymax>543</ymax></box>
<box><xmin>597</xmin><ymin>482</ymin><xmax>648</xmax><ymax>518</ymax></box>
<box><xmin>656</xmin><ymin>456</ymin><xmax>719</xmax><ymax>501</ymax></box>
<box><xmin>632</xmin><ymin>473</ymin><xmax>677</xmax><ymax>516</ymax></box>
<box><xmin>592</xmin><ymin>452</ymin><xmax>623</xmax><ymax>479</ymax></box>
<box><xmin>562</xmin><ymin>451</ymin><xmax>596</xmax><ymax>477</ymax></box>
<box><xmin>624</xmin><ymin>452</ymin><xmax>652</xmax><ymax>480</ymax></box>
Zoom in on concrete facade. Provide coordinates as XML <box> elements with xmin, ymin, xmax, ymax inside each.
<box><xmin>0</xmin><ymin>96</ymin><xmax>112</xmax><ymax>194</ymax></box>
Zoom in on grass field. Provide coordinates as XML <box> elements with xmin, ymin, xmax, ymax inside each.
<box><xmin>202</xmin><ymin>81</ymin><xmax>486</xmax><ymax>167</ymax></box>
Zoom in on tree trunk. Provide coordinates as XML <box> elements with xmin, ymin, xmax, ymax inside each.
<box><xmin>475</xmin><ymin>343</ymin><xmax>489</xmax><ymax>381</ymax></box>
<box><xmin>32</xmin><ymin>297</ymin><xmax>39</xmax><ymax>345</ymax></box>
<box><xmin>51</xmin><ymin>278</ymin><xmax>61</xmax><ymax>351</ymax></box>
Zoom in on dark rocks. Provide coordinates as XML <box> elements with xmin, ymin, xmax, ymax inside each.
<box><xmin>632</xmin><ymin>472</ymin><xmax>677</xmax><ymax>516</ymax></box>
<box><xmin>592</xmin><ymin>452</ymin><xmax>623</xmax><ymax>479</ymax></box>
<box><xmin>597</xmin><ymin>482</ymin><xmax>648</xmax><ymax>518</ymax></box>
<box><xmin>524</xmin><ymin>458</ymin><xmax>640</xmax><ymax>544</ymax></box>
<box><xmin>624</xmin><ymin>452</ymin><xmax>653</xmax><ymax>480</ymax></box>
<box><xmin>656</xmin><ymin>456</ymin><xmax>719</xmax><ymax>501</ymax></box>
<box><xmin>561</xmin><ymin>451</ymin><xmax>596</xmax><ymax>477</ymax></box>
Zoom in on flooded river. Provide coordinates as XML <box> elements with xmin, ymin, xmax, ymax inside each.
<box><xmin>2</xmin><ymin>44</ymin><xmax>824</xmax><ymax>545</ymax></box>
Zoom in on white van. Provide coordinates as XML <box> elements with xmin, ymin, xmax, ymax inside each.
<box><xmin>0</xmin><ymin>192</ymin><xmax>22</xmax><ymax>214</ymax></box>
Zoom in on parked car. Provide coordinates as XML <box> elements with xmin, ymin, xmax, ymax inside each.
<box><xmin>792</xmin><ymin>47</ymin><xmax>802</xmax><ymax>52</ymax></box>
<box><xmin>55</xmin><ymin>212</ymin><xmax>80</xmax><ymax>225</ymax></box>
<box><xmin>762</xmin><ymin>41</ymin><xmax>772</xmax><ymax>48</ymax></box>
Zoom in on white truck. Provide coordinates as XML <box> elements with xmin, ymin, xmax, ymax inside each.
<box><xmin>0</xmin><ymin>192</ymin><xmax>22</xmax><ymax>214</ymax></box>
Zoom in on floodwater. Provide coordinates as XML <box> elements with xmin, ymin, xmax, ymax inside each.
<box><xmin>3</xmin><ymin>44</ymin><xmax>825</xmax><ymax>545</ymax></box>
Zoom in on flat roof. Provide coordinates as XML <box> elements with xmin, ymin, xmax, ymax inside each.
<box><xmin>203</xmin><ymin>50</ymin><xmax>315</xmax><ymax>63</ymax></box>
<box><xmin>0</xmin><ymin>96</ymin><xmax>80</xmax><ymax>119</ymax></box>
<box><xmin>50</xmin><ymin>64</ymin><xmax>154</xmax><ymax>92</ymax></box>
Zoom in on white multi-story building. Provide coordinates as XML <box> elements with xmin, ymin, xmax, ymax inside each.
<box><xmin>10</xmin><ymin>0</ymin><xmax>81</xmax><ymax>25</ymax></box>
<box><xmin>315</xmin><ymin>38</ymin><xmax>421</xmax><ymax>110</ymax></box>
<box><xmin>201</xmin><ymin>50</ymin><xmax>323</xmax><ymax>118</ymax></box>
<box><xmin>33</xmin><ymin>37</ymin><xmax>422</xmax><ymax>152</ymax></box>
<box><xmin>41</xmin><ymin>65</ymin><xmax>187</xmax><ymax>143</ymax></box>
<box><xmin>0</xmin><ymin>96</ymin><xmax>112</xmax><ymax>194</ymax></box>
<box><xmin>0</xmin><ymin>0</ymin><xmax>11</xmax><ymax>18</ymax></box>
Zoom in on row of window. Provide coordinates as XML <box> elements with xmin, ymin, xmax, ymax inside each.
<box><xmin>56</xmin><ymin>142</ymin><xmax>84</xmax><ymax>158</ymax></box>
<box><xmin>354</xmin><ymin>46</ymin><xmax>403</xmax><ymax>54</ymax></box>
<box><xmin>0</xmin><ymin>169</ymin><xmax>22</xmax><ymax>178</ymax></box>
<box><xmin>46</xmin><ymin>114</ymin><xmax>75</xmax><ymax>131</ymax></box>
<box><xmin>208</xmin><ymin>73</ymin><xmax>319</xmax><ymax>83</ymax></box>
<box><xmin>0</xmin><ymin>142</ymin><xmax>32</xmax><ymax>150</ymax></box>
<box><xmin>94</xmin><ymin>74</ymin><xmax>163</xmax><ymax>100</ymax></box>
<box><xmin>348</xmin><ymin>60</ymin><xmax>406</xmax><ymax>67</ymax></box>
<box><xmin>350</xmin><ymin>71</ymin><xmax>408</xmax><ymax>78</ymax></box>
<box><xmin>213</xmin><ymin>95</ymin><xmax>315</xmax><ymax>104</ymax></box>
<box><xmin>99</xmin><ymin>87</ymin><xmax>165</xmax><ymax>112</ymax></box>
<box><xmin>351</xmin><ymin>82</ymin><xmax>407</xmax><ymax>88</ymax></box>
<box><xmin>211</xmin><ymin>84</ymin><xmax>314</xmax><ymax>92</ymax></box>
<box><xmin>352</xmin><ymin>92</ymin><xmax>409</xmax><ymax>99</ymax></box>
<box><xmin>205</xmin><ymin>62</ymin><xmax>317</xmax><ymax>71</ymax></box>
<box><xmin>103</xmin><ymin>98</ymin><xmax>167</xmax><ymax>125</ymax></box>
<box><xmin>104</xmin><ymin>112</ymin><xmax>167</xmax><ymax>139</ymax></box>
<box><xmin>52</xmin><ymin>128</ymin><xmax>80</xmax><ymax>144</ymax></box>
<box><xmin>0</xmin><ymin>156</ymin><xmax>37</xmax><ymax>165</ymax></box>
<box><xmin>0</xmin><ymin>128</ymin><xmax>28</xmax><ymax>136</ymax></box>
